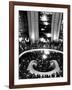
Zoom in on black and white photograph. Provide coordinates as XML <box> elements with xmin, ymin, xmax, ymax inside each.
<box><xmin>9</xmin><ymin>2</ymin><xmax>70</xmax><ymax>88</ymax></box>
<box><xmin>19</xmin><ymin>11</ymin><xmax>63</xmax><ymax>79</ymax></box>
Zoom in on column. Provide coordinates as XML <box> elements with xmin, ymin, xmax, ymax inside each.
<box><xmin>51</xmin><ymin>13</ymin><xmax>62</xmax><ymax>41</ymax></box>
<box><xmin>27</xmin><ymin>11</ymin><xmax>39</xmax><ymax>43</ymax></box>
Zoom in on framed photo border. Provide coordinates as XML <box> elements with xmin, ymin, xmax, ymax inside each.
<box><xmin>9</xmin><ymin>1</ymin><xmax>70</xmax><ymax>89</ymax></box>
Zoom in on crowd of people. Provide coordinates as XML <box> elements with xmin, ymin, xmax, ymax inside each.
<box><xmin>19</xmin><ymin>71</ymin><xmax>63</xmax><ymax>79</ymax></box>
<box><xmin>19</xmin><ymin>51</ymin><xmax>63</xmax><ymax>79</ymax></box>
<box><xmin>19</xmin><ymin>38</ymin><xmax>63</xmax><ymax>54</ymax></box>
